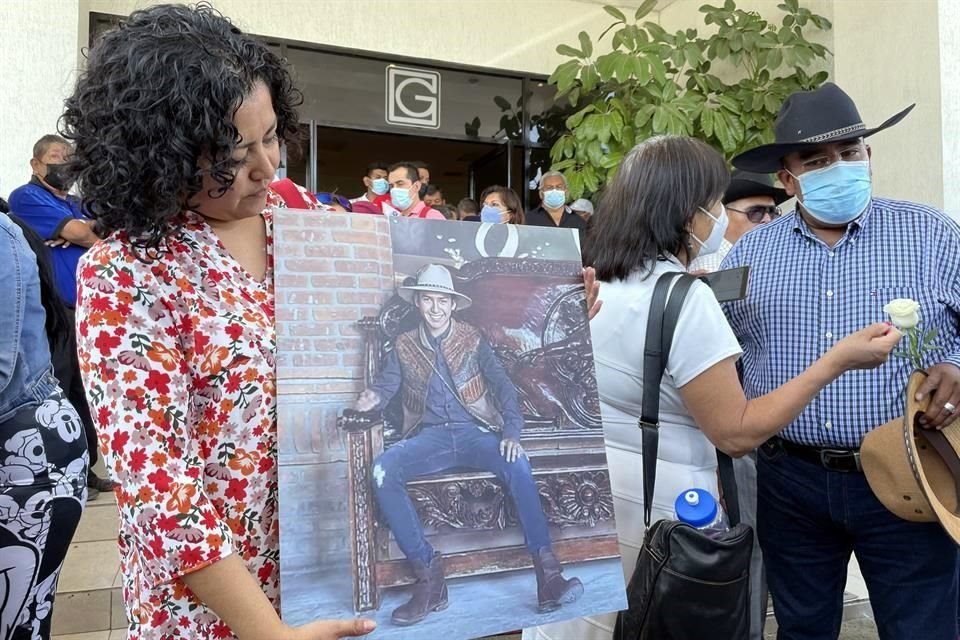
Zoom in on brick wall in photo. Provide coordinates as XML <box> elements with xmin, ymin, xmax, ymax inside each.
<box><xmin>273</xmin><ymin>210</ymin><xmax>393</xmax><ymax>574</ymax></box>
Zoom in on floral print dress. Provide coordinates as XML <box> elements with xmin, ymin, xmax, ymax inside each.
<box><xmin>76</xmin><ymin>193</ymin><xmax>296</xmax><ymax>639</ymax></box>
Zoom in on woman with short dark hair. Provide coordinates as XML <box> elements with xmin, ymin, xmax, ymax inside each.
<box><xmin>62</xmin><ymin>4</ymin><xmax>372</xmax><ymax>639</ymax></box>
<box><xmin>479</xmin><ymin>185</ymin><xmax>525</xmax><ymax>224</ymax></box>
<box><xmin>525</xmin><ymin>135</ymin><xmax>901</xmax><ymax>640</ymax></box>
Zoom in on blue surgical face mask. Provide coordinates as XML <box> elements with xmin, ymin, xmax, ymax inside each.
<box><xmin>790</xmin><ymin>160</ymin><xmax>872</xmax><ymax>225</ymax></box>
<box><xmin>480</xmin><ymin>205</ymin><xmax>505</xmax><ymax>224</ymax></box>
<box><xmin>391</xmin><ymin>186</ymin><xmax>413</xmax><ymax>210</ymax></box>
<box><xmin>691</xmin><ymin>204</ymin><xmax>729</xmax><ymax>258</ymax></box>
<box><xmin>543</xmin><ymin>189</ymin><xmax>566</xmax><ymax>209</ymax></box>
<box><xmin>371</xmin><ymin>177</ymin><xmax>389</xmax><ymax>196</ymax></box>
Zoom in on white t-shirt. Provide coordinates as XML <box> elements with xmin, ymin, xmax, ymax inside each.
<box><xmin>524</xmin><ymin>256</ymin><xmax>742</xmax><ymax>640</ymax></box>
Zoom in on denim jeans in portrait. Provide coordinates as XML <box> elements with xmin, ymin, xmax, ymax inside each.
<box><xmin>373</xmin><ymin>422</ymin><xmax>551</xmax><ymax>566</ymax></box>
<box><xmin>756</xmin><ymin>440</ymin><xmax>959</xmax><ymax>640</ymax></box>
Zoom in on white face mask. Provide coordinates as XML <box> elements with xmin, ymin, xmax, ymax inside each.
<box><xmin>691</xmin><ymin>204</ymin><xmax>729</xmax><ymax>258</ymax></box>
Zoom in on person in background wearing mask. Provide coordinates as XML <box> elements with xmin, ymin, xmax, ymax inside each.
<box><xmin>686</xmin><ymin>169</ymin><xmax>787</xmax><ymax>640</ymax></box>
<box><xmin>724</xmin><ymin>83</ymin><xmax>960</xmax><ymax>639</ymax></box>
<box><xmin>423</xmin><ymin>184</ymin><xmax>446</xmax><ymax>208</ymax></box>
<box><xmin>7</xmin><ymin>134</ymin><xmax>115</xmax><ymax>499</ymax></box>
<box><xmin>385</xmin><ymin>163</ymin><xmax>446</xmax><ymax>220</ymax></box>
<box><xmin>479</xmin><ymin>185</ymin><xmax>525</xmax><ymax>224</ymax></box>
<box><xmin>350</xmin><ymin>161</ymin><xmax>389</xmax><ymax>205</ymax></box>
<box><xmin>525</xmin><ymin>171</ymin><xmax>587</xmax><ymax>237</ymax></box>
<box><xmin>413</xmin><ymin>161</ymin><xmax>431</xmax><ymax>200</ymax></box>
<box><xmin>688</xmin><ymin>170</ymin><xmax>787</xmax><ymax>274</ymax></box>
<box><xmin>9</xmin><ymin>135</ymin><xmax>98</xmax><ymax>303</ymax></box>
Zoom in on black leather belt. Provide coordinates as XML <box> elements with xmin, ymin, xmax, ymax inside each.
<box><xmin>773</xmin><ymin>437</ymin><xmax>863</xmax><ymax>473</ymax></box>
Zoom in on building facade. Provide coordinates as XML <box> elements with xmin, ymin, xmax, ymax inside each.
<box><xmin>1</xmin><ymin>0</ymin><xmax>957</xmax><ymax>214</ymax></box>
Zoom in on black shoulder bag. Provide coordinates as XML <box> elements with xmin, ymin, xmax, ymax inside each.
<box><xmin>614</xmin><ymin>272</ymin><xmax>754</xmax><ymax>640</ymax></box>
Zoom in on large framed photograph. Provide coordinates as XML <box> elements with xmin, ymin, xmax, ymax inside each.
<box><xmin>274</xmin><ymin>212</ymin><xmax>626</xmax><ymax>638</ymax></box>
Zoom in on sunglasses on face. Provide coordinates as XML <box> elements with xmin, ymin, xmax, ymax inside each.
<box><xmin>727</xmin><ymin>205</ymin><xmax>782</xmax><ymax>223</ymax></box>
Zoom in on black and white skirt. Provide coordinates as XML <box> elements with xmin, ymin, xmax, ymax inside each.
<box><xmin>0</xmin><ymin>388</ymin><xmax>89</xmax><ymax>640</ymax></box>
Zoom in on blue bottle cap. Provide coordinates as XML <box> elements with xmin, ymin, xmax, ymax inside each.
<box><xmin>674</xmin><ymin>488</ymin><xmax>718</xmax><ymax>528</ymax></box>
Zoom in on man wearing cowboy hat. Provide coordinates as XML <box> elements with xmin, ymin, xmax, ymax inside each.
<box><xmin>689</xmin><ymin>169</ymin><xmax>789</xmax><ymax>273</ymax></box>
<box><xmin>687</xmin><ymin>169</ymin><xmax>788</xmax><ymax>640</ymax></box>
<box><xmin>720</xmin><ymin>82</ymin><xmax>960</xmax><ymax>639</ymax></box>
<box><xmin>354</xmin><ymin>264</ymin><xmax>583</xmax><ymax>627</ymax></box>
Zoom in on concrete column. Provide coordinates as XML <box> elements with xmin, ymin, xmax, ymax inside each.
<box><xmin>832</xmin><ymin>0</ymin><xmax>944</xmax><ymax>210</ymax></box>
<box><xmin>0</xmin><ymin>0</ymin><xmax>81</xmax><ymax>199</ymax></box>
<box><xmin>939</xmin><ymin>0</ymin><xmax>960</xmax><ymax>217</ymax></box>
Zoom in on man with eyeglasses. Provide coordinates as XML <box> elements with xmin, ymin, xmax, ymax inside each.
<box><xmin>688</xmin><ymin>169</ymin><xmax>787</xmax><ymax>273</ymax></box>
<box><xmin>721</xmin><ymin>82</ymin><xmax>960</xmax><ymax>639</ymax></box>
<box><xmin>686</xmin><ymin>168</ymin><xmax>787</xmax><ymax>640</ymax></box>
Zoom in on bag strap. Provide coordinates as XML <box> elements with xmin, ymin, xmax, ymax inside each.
<box><xmin>640</xmin><ymin>271</ymin><xmax>742</xmax><ymax>528</ymax></box>
<box><xmin>716</xmin><ymin>447</ymin><xmax>741</xmax><ymax>526</ymax></box>
<box><xmin>641</xmin><ymin>272</ymin><xmax>696</xmax><ymax>527</ymax></box>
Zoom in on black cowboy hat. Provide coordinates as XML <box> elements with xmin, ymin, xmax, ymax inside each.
<box><xmin>724</xmin><ymin>170</ymin><xmax>789</xmax><ymax>206</ymax></box>
<box><xmin>732</xmin><ymin>82</ymin><xmax>915</xmax><ymax>173</ymax></box>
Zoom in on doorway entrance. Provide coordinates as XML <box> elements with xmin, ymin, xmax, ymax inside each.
<box><xmin>288</xmin><ymin>127</ymin><xmax>524</xmax><ymax>207</ymax></box>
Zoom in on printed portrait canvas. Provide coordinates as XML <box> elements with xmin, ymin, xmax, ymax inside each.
<box><xmin>274</xmin><ymin>211</ymin><xmax>626</xmax><ymax>639</ymax></box>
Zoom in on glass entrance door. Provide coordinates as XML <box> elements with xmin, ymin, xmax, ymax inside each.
<box><xmin>309</xmin><ymin>126</ymin><xmax>516</xmax><ymax>207</ymax></box>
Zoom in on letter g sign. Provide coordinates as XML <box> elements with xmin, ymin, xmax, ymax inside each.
<box><xmin>385</xmin><ymin>65</ymin><xmax>441</xmax><ymax>129</ymax></box>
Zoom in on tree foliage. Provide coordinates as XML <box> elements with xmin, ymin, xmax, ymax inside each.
<box><xmin>548</xmin><ymin>0</ymin><xmax>832</xmax><ymax>199</ymax></box>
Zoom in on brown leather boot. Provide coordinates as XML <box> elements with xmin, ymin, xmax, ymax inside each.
<box><xmin>391</xmin><ymin>552</ymin><xmax>449</xmax><ymax>626</ymax></box>
<box><xmin>532</xmin><ymin>548</ymin><xmax>583</xmax><ymax>613</ymax></box>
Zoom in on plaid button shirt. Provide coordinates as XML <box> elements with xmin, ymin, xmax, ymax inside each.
<box><xmin>720</xmin><ymin>197</ymin><xmax>960</xmax><ymax>448</ymax></box>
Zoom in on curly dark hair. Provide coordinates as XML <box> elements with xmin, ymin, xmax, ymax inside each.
<box><xmin>60</xmin><ymin>3</ymin><xmax>302</xmax><ymax>250</ymax></box>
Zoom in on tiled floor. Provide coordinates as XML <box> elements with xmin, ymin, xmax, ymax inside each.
<box><xmin>48</xmin><ymin>463</ymin><xmax>876</xmax><ymax>640</ymax></box>
<box><xmin>50</xmin><ymin>461</ymin><xmax>128</xmax><ymax>639</ymax></box>
<box><xmin>52</xmin><ymin>632</ymin><xmax>127</xmax><ymax>640</ymax></box>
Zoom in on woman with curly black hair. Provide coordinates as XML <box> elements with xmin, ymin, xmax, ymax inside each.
<box><xmin>62</xmin><ymin>4</ymin><xmax>373</xmax><ymax>639</ymax></box>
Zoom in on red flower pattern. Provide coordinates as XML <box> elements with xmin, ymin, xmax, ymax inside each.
<box><xmin>77</xmin><ymin>191</ymin><xmax>307</xmax><ymax>639</ymax></box>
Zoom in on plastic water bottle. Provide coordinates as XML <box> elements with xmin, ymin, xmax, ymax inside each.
<box><xmin>674</xmin><ymin>488</ymin><xmax>728</xmax><ymax>536</ymax></box>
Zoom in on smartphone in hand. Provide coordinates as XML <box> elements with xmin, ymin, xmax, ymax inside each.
<box><xmin>699</xmin><ymin>266</ymin><xmax>750</xmax><ymax>302</ymax></box>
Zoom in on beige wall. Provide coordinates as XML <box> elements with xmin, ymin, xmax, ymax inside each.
<box><xmin>0</xmin><ymin>0</ymin><xmax>82</xmax><ymax>199</ymax></box>
<box><xmin>658</xmin><ymin>0</ymin><xmax>835</xmax><ymax>79</ymax></box>
<box><xmin>832</xmin><ymin>0</ymin><xmax>944</xmax><ymax>210</ymax></box>
<box><xmin>658</xmin><ymin>0</ymin><xmax>946</xmax><ymax>212</ymax></box>
<box><xmin>3</xmin><ymin>0</ymin><xmax>953</xmax><ymax>216</ymax></box>
<box><xmin>939</xmin><ymin>0</ymin><xmax>960</xmax><ymax>217</ymax></box>
<box><xmin>83</xmin><ymin>0</ymin><xmax>623</xmax><ymax>75</ymax></box>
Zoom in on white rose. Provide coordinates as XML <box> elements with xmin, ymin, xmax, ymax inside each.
<box><xmin>884</xmin><ymin>298</ymin><xmax>921</xmax><ymax>330</ymax></box>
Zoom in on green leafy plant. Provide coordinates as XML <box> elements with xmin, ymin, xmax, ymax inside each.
<box><xmin>548</xmin><ymin>0</ymin><xmax>832</xmax><ymax>199</ymax></box>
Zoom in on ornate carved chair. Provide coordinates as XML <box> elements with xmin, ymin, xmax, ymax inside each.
<box><xmin>338</xmin><ymin>257</ymin><xmax>618</xmax><ymax>612</ymax></box>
